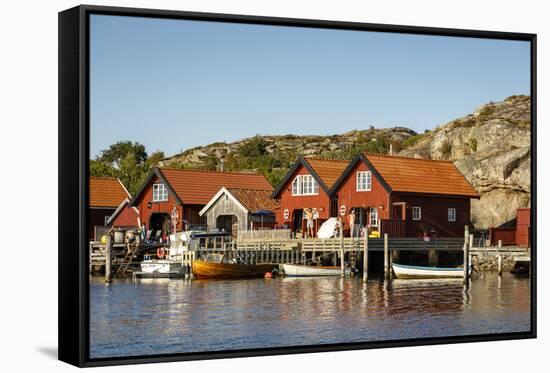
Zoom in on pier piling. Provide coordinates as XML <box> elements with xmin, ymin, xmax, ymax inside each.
<box><xmin>105</xmin><ymin>233</ymin><xmax>112</xmax><ymax>284</ymax></box>
<box><xmin>463</xmin><ymin>226</ymin><xmax>470</xmax><ymax>285</ymax></box>
<box><xmin>384</xmin><ymin>233</ymin><xmax>389</xmax><ymax>278</ymax></box>
<box><xmin>497</xmin><ymin>255</ymin><xmax>503</xmax><ymax>276</ymax></box>
<box><xmin>340</xmin><ymin>224</ymin><xmax>345</xmax><ymax>277</ymax></box>
<box><xmin>363</xmin><ymin>228</ymin><xmax>368</xmax><ymax>282</ymax></box>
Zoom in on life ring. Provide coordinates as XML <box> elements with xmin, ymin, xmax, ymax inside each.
<box><xmin>156</xmin><ymin>247</ymin><xmax>166</xmax><ymax>259</ymax></box>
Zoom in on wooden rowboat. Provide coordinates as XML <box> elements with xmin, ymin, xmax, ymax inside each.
<box><xmin>282</xmin><ymin>263</ymin><xmax>351</xmax><ymax>277</ymax></box>
<box><xmin>392</xmin><ymin>263</ymin><xmax>466</xmax><ymax>279</ymax></box>
<box><xmin>192</xmin><ymin>254</ymin><xmax>276</xmax><ymax>279</ymax></box>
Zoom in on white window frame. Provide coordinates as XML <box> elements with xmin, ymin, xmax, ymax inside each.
<box><xmin>412</xmin><ymin>206</ymin><xmax>422</xmax><ymax>221</ymax></box>
<box><xmin>291</xmin><ymin>175</ymin><xmax>319</xmax><ymax>196</ymax></box>
<box><xmin>356</xmin><ymin>171</ymin><xmax>372</xmax><ymax>192</ymax></box>
<box><xmin>448</xmin><ymin>208</ymin><xmax>456</xmax><ymax>222</ymax></box>
<box><xmin>152</xmin><ymin>183</ymin><xmax>169</xmax><ymax>202</ymax></box>
<box><xmin>369</xmin><ymin>207</ymin><xmax>378</xmax><ymax>227</ymax></box>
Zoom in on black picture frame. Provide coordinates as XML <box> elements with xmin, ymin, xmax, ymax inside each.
<box><xmin>58</xmin><ymin>4</ymin><xmax>537</xmax><ymax>367</ymax></box>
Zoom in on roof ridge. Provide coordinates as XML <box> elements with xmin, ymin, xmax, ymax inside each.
<box><xmin>159</xmin><ymin>167</ymin><xmax>267</xmax><ymax>176</ymax></box>
<box><xmin>362</xmin><ymin>152</ymin><xmax>454</xmax><ymax>163</ymax></box>
<box><xmin>304</xmin><ymin>157</ymin><xmax>350</xmax><ymax>163</ymax></box>
<box><xmin>90</xmin><ymin>176</ymin><xmax>120</xmax><ymax>180</ymax></box>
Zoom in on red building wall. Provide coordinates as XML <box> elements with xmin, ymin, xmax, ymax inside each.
<box><xmin>89</xmin><ymin>208</ymin><xmax>115</xmax><ymax>240</ymax></box>
<box><xmin>133</xmin><ymin>175</ymin><xmax>207</xmax><ymax>234</ymax></box>
<box><xmin>277</xmin><ymin>165</ymin><xmax>332</xmax><ymax>230</ymax></box>
<box><xmin>392</xmin><ymin>193</ymin><xmax>470</xmax><ymax>238</ymax></box>
<box><xmin>516</xmin><ymin>208</ymin><xmax>531</xmax><ymax>247</ymax></box>
<box><xmin>111</xmin><ymin>206</ymin><xmax>140</xmax><ymax>228</ymax></box>
<box><xmin>336</xmin><ymin>161</ymin><xmax>391</xmax><ymax>230</ymax></box>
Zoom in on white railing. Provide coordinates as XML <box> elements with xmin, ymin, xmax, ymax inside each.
<box><xmin>237</xmin><ymin>229</ymin><xmax>291</xmax><ymax>241</ymax></box>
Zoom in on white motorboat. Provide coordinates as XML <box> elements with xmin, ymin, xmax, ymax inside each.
<box><xmin>137</xmin><ymin>231</ymin><xmax>195</xmax><ymax>278</ymax></box>
<box><xmin>392</xmin><ymin>263</ymin><xmax>466</xmax><ymax>279</ymax></box>
<box><xmin>282</xmin><ymin>263</ymin><xmax>351</xmax><ymax>277</ymax></box>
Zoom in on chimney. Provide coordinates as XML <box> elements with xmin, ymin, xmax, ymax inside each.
<box><xmin>220</xmin><ymin>158</ymin><xmax>224</xmax><ymax>172</ymax></box>
<box><xmin>389</xmin><ymin>144</ymin><xmax>393</xmax><ymax>155</ymax></box>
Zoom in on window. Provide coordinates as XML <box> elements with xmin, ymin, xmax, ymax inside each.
<box><xmin>291</xmin><ymin>175</ymin><xmax>319</xmax><ymax>196</ymax></box>
<box><xmin>412</xmin><ymin>206</ymin><xmax>421</xmax><ymax>221</ymax></box>
<box><xmin>448</xmin><ymin>208</ymin><xmax>456</xmax><ymax>222</ymax></box>
<box><xmin>356</xmin><ymin>171</ymin><xmax>372</xmax><ymax>191</ymax></box>
<box><xmin>152</xmin><ymin>183</ymin><xmax>168</xmax><ymax>202</ymax></box>
<box><xmin>369</xmin><ymin>207</ymin><xmax>378</xmax><ymax>227</ymax></box>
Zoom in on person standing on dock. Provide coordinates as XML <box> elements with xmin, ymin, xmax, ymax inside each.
<box><xmin>348</xmin><ymin>209</ymin><xmax>356</xmax><ymax>238</ymax></box>
<box><xmin>305</xmin><ymin>208</ymin><xmax>314</xmax><ymax>238</ymax></box>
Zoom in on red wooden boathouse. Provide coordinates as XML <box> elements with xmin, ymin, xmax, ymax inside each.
<box><xmin>129</xmin><ymin>167</ymin><xmax>272</xmax><ymax>238</ymax></box>
<box><xmin>272</xmin><ymin>157</ymin><xmax>349</xmax><ymax>236</ymax></box>
<box><xmin>88</xmin><ymin>176</ymin><xmax>131</xmax><ymax>239</ymax></box>
<box><xmin>331</xmin><ymin>153</ymin><xmax>479</xmax><ymax>238</ymax></box>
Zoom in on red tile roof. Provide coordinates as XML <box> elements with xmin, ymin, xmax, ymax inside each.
<box><xmin>89</xmin><ymin>177</ymin><xmax>131</xmax><ymax>208</ymax></box>
<box><xmin>226</xmin><ymin>188</ymin><xmax>279</xmax><ymax>212</ymax></box>
<box><xmin>363</xmin><ymin>153</ymin><xmax>479</xmax><ymax>197</ymax></box>
<box><xmin>159</xmin><ymin>168</ymin><xmax>273</xmax><ymax>205</ymax></box>
<box><xmin>303</xmin><ymin>158</ymin><xmax>349</xmax><ymax>189</ymax></box>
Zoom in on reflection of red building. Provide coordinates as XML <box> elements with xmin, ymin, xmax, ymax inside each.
<box><xmin>331</xmin><ymin>153</ymin><xmax>479</xmax><ymax>238</ymax></box>
<box><xmin>272</xmin><ymin>157</ymin><xmax>349</xmax><ymax>235</ymax></box>
<box><xmin>129</xmin><ymin>167</ymin><xmax>272</xmax><ymax>236</ymax></box>
<box><xmin>88</xmin><ymin>177</ymin><xmax>131</xmax><ymax>239</ymax></box>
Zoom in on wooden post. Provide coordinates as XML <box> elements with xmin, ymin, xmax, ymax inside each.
<box><xmin>497</xmin><ymin>255</ymin><xmax>503</xmax><ymax>276</ymax></box>
<box><xmin>384</xmin><ymin>233</ymin><xmax>389</xmax><ymax>278</ymax></box>
<box><xmin>104</xmin><ymin>233</ymin><xmax>112</xmax><ymax>284</ymax></box>
<box><xmin>340</xmin><ymin>224</ymin><xmax>345</xmax><ymax>277</ymax></box>
<box><xmin>464</xmin><ymin>242</ymin><xmax>470</xmax><ymax>286</ymax></box>
<box><xmin>189</xmin><ymin>250</ymin><xmax>195</xmax><ymax>280</ymax></box>
<box><xmin>498</xmin><ymin>239</ymin><xmax>502</xmax><ymax>251</ymax></box>
<box><xmin>363</xmin><ymin>228</ymin><xmax>368</xmax><ymax>282</ymax></box>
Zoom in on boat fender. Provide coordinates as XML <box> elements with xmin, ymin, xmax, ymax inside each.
<box><xmin>264</xmin><ymin>272</ymin><xmax>273</xmax><ymax>279</ymax></box>
<box><xmin>157</xmin><ymin>247</ymin><xmax>166</xmax><ymax>259</ymax></box>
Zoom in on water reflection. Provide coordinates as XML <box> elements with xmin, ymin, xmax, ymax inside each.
<box><xmin>90</xmin><ymin>273</ymin><xmax>530</xmax><ymax>358</ymax></box>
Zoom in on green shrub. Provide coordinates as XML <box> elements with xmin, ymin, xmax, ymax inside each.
<box><xmin>469</xmin><ymin>138</ymin><xmax>478</xmax><ymax>152</ymax></box>
<box><xmin>402</xmin><ymin>133</ymin><xmax>426</xmax><ymax>148</ymax></box>
<box><xmin>439</xmin><ymin>141</ymin><xmax>452</xmax><ymax>158</ymax></box>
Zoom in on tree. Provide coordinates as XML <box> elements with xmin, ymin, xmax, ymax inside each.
<box><xmin>97</xmin><ymin>141</ymin><xmax>147</xmax><ymax>169</ymax></box>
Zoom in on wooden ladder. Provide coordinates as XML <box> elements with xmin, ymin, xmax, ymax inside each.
<box><xmin>349</xmin><ymin>239</ymin><xmax>359</xmax><ymax>269</ymax></box>
<box><xmin>116</xmin><ymin>244</ymin><xmax>134</xmax><ymax>276</ymax></box>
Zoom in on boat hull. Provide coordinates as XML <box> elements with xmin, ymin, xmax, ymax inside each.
<box><xmin>283</xmin><ymin>264</ymin><xmax>351</xmax><ymax>277</ymax></box>
<box><xmin>140</xmin><ymin>260</ymin><xmax>184</xmax><ymax>274</ymax></box>
<box><xmin>392</xmin><ymin>263</ymin><xmax>464</xmax><ymax>279</ymax></box>
<box><xmin>191</xmin><ymin>260</ymin><xmax>276</xmax><ymax>279</ymax></box>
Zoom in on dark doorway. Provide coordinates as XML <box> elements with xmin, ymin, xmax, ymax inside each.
<box><xmin>292</xmin><ymin>209</ymin><xmax>303</xmax><ymax>233</ymax></box>
<box><xmin>330</xmin><ymin>198</ymin><xmax>338</xmax><ymax>217</ymax></box>
<box><xmin>392</xmin><ymin>203</ymin><xmax>406</xmax><ymax>220</ymax></box>
<box><xmin>216</xmin><ymin>215</ymin><xmax>237</xmax><ymax>234</ymax></box>
<box><xmin>149</xmin><ymin>213</ymin><xmax>171</xmax><ymax>236</ymax></box>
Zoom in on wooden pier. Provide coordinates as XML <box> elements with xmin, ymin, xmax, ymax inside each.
<box><xmin>90</xmin><ymin>225</ymin><xmax>530</xmax><ymax>281</ymax></box>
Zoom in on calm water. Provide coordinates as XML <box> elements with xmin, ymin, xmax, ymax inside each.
<box><xmin>89</xmin><ymin>273</ymin><xmax>530</xmax><ymax>358</ymax></box>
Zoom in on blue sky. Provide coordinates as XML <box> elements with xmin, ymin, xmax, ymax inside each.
<box><xmin>90</xmin><ymin>15</ymin><xmax>530</xmax><ymax>158</ymax></box>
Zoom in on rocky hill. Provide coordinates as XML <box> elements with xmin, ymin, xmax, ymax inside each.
<box><xmin>160</xmin><ymin>95</ymin><xmax>531</xmax><ymax>230</ymax></box>
<box><xmin>398</xmin><ymin>95</ymin><xmax>531</xmax><ymax>229</ymax></box>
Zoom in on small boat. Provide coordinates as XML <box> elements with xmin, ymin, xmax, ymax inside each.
<box><xmin>139</xmin><ymin>259</ymin><xmax>184</xmax><ymax>277</ymax></box>
<box><xmin>392</xmin><ymin>263</ymin><xmax>466</xmax><ymax>279</ymax></box>
<box><xmin>192</xmin><ymin>253</ymin><xmax>276</xmax><ymax>279</ymax></box>
<box><xmin>282</xmin><ymin>263</ymin><xmax>351</xmax><ymax>277</ymax></box>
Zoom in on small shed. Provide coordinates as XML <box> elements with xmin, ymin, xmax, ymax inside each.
<box><xmin>199</xmin><ymin>187</ymin><xmax>280</xmax><ymax>237</ymax></box>
<box><xmin>107</xmin><ymin>198</ymin><xmax>140</xmax><ymax>229</ymax></box>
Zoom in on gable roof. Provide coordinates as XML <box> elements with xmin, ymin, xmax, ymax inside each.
<box><xmin>332</xmin><ymin>153</ymin><xmax>479</xmax><ymax>198</ymax></box>
<box><xmin>106</xmin><ymin>198</ymin><xmax>140</xmax><ymax>225</ymax></box>
<box><xmin>131</xmin><ymin>167</ymin><xmax>273</xmax><ymax>206</ymax></box>
<box><xmin>89</xmin><ymin>177</ymin><xmax>131</xmax><ymax>208</ymax></box>
<box><xmin>272</xmin><ymin>157</ymin><xmax>349</xmax><ymax>198</ymax></box>
<box><xmin>200</xmin><ymin>187</ymin><xmax>279</xmax><ymax>216</ymax></box>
